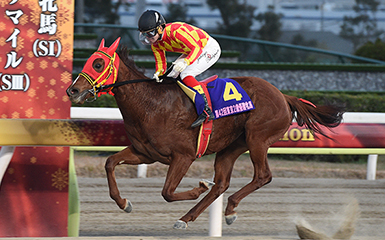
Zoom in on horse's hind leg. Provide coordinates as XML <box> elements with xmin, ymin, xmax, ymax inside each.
<box><xmin>224</xmin><ymin>142</ymin><xmax>272</xmax><ymax>225</ymax></box>
<box><xmin>105</xmin><ymin>146</ymin><xmax>154</xmax><ymax>212</ymax></box>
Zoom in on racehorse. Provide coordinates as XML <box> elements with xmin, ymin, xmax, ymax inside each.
<box><xmin>66</xmin><ymin>38</ymin><xmax>344</xmax><ymax>229</ymax></box>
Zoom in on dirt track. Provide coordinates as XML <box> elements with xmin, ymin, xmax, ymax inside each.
<box><xmin>78</xmin><ymin>177</ymin><xmax>385</xmax><ymax>239</ymax></box>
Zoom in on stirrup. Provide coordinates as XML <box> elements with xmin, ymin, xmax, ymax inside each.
<box><xmin>191</xmin><ymin>109</ymin><xmax>214</xmax><ymax>128</ymax></box>
<box><xmin>205</xmin><ymin>107</ymin><xmax>215</xmax><ymax>121</ymax></box>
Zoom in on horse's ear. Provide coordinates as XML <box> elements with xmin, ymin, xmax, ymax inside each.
<box><xmin>98</xmin><ymin>38</ymin><xmax>105</xmax><ymax>50</ymax></box>
<box><xmin>107</xmin><ymin>37</ymin><xmax>121</xmax><ymax>55</ymax></box>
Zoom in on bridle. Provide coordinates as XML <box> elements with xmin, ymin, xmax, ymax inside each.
<box><xmin>78</xmin><ymin>50</ymin><xmax>119</xmax><ymax>101</ymax></box>
<box><xmin>73</xmin><ymin>37</ymin><xmax>170</xmax><ymax>102</ymax></box>
<box><xmin>78</xmin><ymin>50</ymin><xmax>175</xmax><ymax>102</ymax></box>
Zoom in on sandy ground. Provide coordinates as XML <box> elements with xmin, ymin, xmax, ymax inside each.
<box><xmin>74</xmin><ymin>153</ymin><xmax>385</xmax><ymax>180</ymax></box>
<box><xmin>77</xmin><ymin>177</ymin><xmax>385</xmax><ymax>239</ymax></box>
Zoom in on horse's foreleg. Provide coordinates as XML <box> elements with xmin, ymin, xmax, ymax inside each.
<box><xmin>176</xmin><ymin>139</ymin><xmax>248</xmax><ymax>229</ymax></box>
<box><xmin>161</xmin><ymin>154</ymin><xmax>206</xmax><ymax>203</ymax></box>
<box><xmin>105</xmin><ymin>146</ymin><xmax>153</xmax><ymax>212</ymax></box>
<box><xmin>162</xmin><ymin>153</ymin><xmax>217</xmax><ymax>229</ymax></box>
<box><xmin>224</xmin><ymin>143</ymin><xmax>272</xmax><ymax>225</ymax></box>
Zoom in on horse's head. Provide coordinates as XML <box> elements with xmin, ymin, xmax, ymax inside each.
<box><xmin>66</xmin><ymin>37</ymin><xmax>121</xmax><ymax>104</ymax></box>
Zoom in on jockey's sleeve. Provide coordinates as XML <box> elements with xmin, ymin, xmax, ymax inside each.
<box><xmin>174</xmin><ymin>30</ymin><xmax>204</xmax><ymax>65</ymax></box>
<box><xmin>151</xmin><ymin>45</ymin><xmax>167</xmax><ymax>75</ymax></box>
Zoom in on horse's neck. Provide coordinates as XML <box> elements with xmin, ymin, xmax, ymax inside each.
<box><xmin>112</xmin><ymin>70</ymin><xmax>163</xmax><ymax>122</ymax></box>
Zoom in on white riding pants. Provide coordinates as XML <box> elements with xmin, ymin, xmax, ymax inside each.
<box><xmin>180</xmin><ymin>37</ymin><xmax>221</xmax><ymax>79</ymax></box>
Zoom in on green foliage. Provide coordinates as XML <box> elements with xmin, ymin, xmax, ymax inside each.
<box><xmin>255</xmin><ymin>6</ymin><xmax>283</xmax><ymax>42</ymax></box>
<box><xmin>206</xmin><ymin>0</ymin><xmax>256</xmax><ymax>61</ymax></box>
<box><xmin>276</xmin><ymin>34</ymin><xmax>319</xmax><ymax>62</ymax></box>
<box><xmin>206</xmin><ymin>0</ymin><xmax>255</xmax><ymax>37</ymax></box>
<box><xmin>165</xmin><ymin>3</ymin><xmax>196</xmax><ymax>25</ymax></box>
<box><xmin>355</xmin><ymin>38</ymin><xmax>385</xmax><ymax>61</ymax></box>
<box><xmin>339</xmin><ymin>0</ymin><xmax>382</xmax><ymax>50</ymax></box>
<box><xmin>74</xmin><ymin>33</ymin><xmax>98</xmax><ymax>40</ymax></box>
<box><xmin>72</xmin><ymin>94</ymin><xmax>118</xmax><ymax>108</ymax></box>
<box><xmin>82</xmin><ymin>0</ymin><xmax>129</xmax><ymax>24</ymax></box>
<box><xmin>291</xmin><ymin>34</ymin><xmax>318</xmax><ymax>47</ymax></box>
<box><xmin>281</xmin><ymin>90</ymin><xmax>385</xmax><ymax>112</ymax></box>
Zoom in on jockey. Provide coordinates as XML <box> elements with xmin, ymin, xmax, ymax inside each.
<box><xmin>138</xmin><ymin>10</ymin><xmax>221</xmax><ymax>128</ymax></box>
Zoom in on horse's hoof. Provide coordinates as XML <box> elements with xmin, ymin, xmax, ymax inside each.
<box><xmin>200</xmin><ymin>179</ymin><xmax>215</xmax><ymax>188</ymax></box>
<box><xmin>225</xmin><ymin>213</ymin><xmax>237</xmax><ymax>225</ymax></box>
<box><xmin>123</xmin><ymin>199</ymin><xmax>132</xmax><ymax>213</ymax></box>
<box><xmin>173</xmin><ymin>220</ymin><xmax>188</xmax><ymax>230</ymax></box>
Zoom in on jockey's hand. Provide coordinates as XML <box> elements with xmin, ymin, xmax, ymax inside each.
<box><xmin>167</xmin><ymin>69</ymin><xmax>179</xmax><ymax>78</ymax></box>
<box><xmin>173</xmin><ymin>59</ymin><xmax>188</xmax><ymax>73</ymax></box>
<box><xmin>168</xmin><ymin>59</ymin><xmax>188</xmax><ymax>78</ymax></box>
<box><xmin>153</xmin><ymin>72</ymin><xmax>162</xmax><ymax>83</ymax></box>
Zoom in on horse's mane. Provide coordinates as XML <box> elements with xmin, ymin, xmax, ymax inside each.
<box><xmin>116</xmin><ymin>46</ymin><xmax>147</xmax><ymax>79</ymax></box>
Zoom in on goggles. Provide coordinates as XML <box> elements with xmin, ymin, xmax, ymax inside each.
<box><xmin>139</xmin><ymin>28</ymin><xmax>159</xmax><ymax>45</ymax></box>
<box><xmin>141</xmin><ymin>28</ymin><xmax>158</xmax><ymax>38</ymax></box>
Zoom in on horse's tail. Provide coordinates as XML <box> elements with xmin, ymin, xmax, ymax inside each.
<box><xmin>284</xmin><ymin>94</ymin><xmax>344</xmax><ymax>138</ymax></box>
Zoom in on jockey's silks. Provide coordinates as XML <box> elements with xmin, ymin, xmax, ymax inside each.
<box><xmin>151</xmin><ymin>22</ymin><xmax>210</xmax><ymax>75</ymax></box>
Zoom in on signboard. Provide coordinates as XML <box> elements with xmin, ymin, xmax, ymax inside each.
<box><xmin>0</xmin><ymin>0</ymin><xmax>73</xmax><ymax>237</ymax></box>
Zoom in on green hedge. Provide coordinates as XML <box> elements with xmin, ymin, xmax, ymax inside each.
<box><xmin>281</xmin><ymin>90</ymin><xmax>385</xmax><ymax>112</ymax></box>
<box><xmin>74</xmin><ymin>33</ymin><xmax>98</xmax><ymax>40</ymax></box>
<box><xmin>73</xmin><ymin>94</ymin><xmax>118</xmax><ymax>108</ymax></box>
<box><xmin>210</xmin><ymin>62</ymin><xmax>385</xmax><ymax>71</ymax></box>
<box><xmin>72</xmin><ymin>90</ymin><xmax>385</xmax><ymax>113</ymax></box>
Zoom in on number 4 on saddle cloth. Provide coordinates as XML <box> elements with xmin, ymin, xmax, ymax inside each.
<box><xmin>177</xmin><ymin>75</ymin><xmax>255</xmax><ymax>158</ymax></box>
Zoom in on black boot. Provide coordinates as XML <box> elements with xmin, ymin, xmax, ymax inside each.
<box><xmin>191</xmin><ymin>93</ymin><xmax>215</xmax><ymax>128</ymax></box>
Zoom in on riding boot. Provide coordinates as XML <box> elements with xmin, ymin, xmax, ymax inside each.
<box><xmin>191</xmin><ymin>93</ymin><xmax>215</xmax><ymax>128</ymax></box>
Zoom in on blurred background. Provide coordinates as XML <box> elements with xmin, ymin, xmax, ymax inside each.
<box><xmin>74</xmin><ymin>0</ymin><xmax>385</xmax><ymax>62</ymax></box>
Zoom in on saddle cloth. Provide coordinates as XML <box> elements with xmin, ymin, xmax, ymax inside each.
<box><xmin>178</xmin><ymin>76</ymin><xmax>255</xmax><ymax>119</ymax></box>
<box><xmin>177</xmin><ymin>75</ymin><xmax>255</xmax><ymax>158</ymax></box>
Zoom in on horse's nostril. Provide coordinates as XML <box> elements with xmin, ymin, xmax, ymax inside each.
<box><xmin>72</xmin><ymin>88</ymin><xmax>79</xmax><ymax>95</ymax></box>
<box><xmin>66</xmin><ymin>87</ymin><xmax>79</xmax><ymax>96</ymax></box>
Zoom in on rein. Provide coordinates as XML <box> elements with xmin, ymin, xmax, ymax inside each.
<box><xmin>98</xmin><ymin>78</ymin><xmax>155</xmax><ymax>91</ymax></box>
<box><xmin>86</xmin><ymin>77</ymin><xmax>157</xmax><ymax>102</ymax></box>
<box><xmin>94</xmin><ymin>67</ymin><xmax>176</xmax><ymax>93</ymax></box>
<box><xmin>82</xmin><ymin>50</ymin><xmax>175</xmax><ymax>102</ymax></box>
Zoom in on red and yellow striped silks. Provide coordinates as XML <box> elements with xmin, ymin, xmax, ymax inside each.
<box><xmin>151</xmin><ymin>22</ymin><xmax>210</xmax><ymax>75</ymax></box>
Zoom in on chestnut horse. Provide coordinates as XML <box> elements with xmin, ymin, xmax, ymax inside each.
<box><xmin>66</xmin><ymin>38</ymin><xmax>343</xmax><ymax>229</ymax></box>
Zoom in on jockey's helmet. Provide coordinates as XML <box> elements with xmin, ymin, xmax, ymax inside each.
<box><xmin>138</xmin><ymin>10</ymin><xmax>165</xmax><ymax>45</ymax></box>
<box><xmin>138</xmin><ymin>10</ymin><xmax>166</xmax><ymax>33</ymax></box>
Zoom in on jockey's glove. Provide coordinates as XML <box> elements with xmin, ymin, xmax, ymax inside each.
<box><xmin>173</xmin><ymin>59</ymin><xmax>188</xmax><ymax>73</ymax></box>
<box><xmin>153</xmin><ymin>72</ymin><xmax>162</xmax><ymax>83</ymax></box>
<box><xmin>168</xmin><ymin>59</ymin><xmax>188</xmax><ymax>78</ymax></box>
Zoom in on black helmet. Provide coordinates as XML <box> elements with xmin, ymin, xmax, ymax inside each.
<box><xmin>138</xmin><ymin>10</ymin><xmax>166</xmax><ymax>32</ymax></box>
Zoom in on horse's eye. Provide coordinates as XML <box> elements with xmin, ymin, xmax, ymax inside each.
<box><xmin>94</xmin><ymin>63</ymin><xmax>102</xmax><ymax>69</ymax></box>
